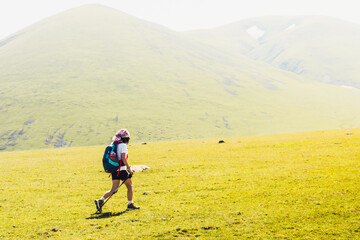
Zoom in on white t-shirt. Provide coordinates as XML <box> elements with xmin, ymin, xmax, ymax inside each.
<box><xmin>117</xmin><ymin>143</ymin><xmax>128</xmax><ymax>163</ymax></box>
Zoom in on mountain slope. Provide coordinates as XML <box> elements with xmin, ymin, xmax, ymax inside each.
<box><xmin>1</xmin><ymin>5</ymin><xmax>360</xmax><ymax>151</ymax></box>
<box><xmin>186</xmin><ymin>16</ymin><xmax>360</xmax><ymax>88</ymax></box>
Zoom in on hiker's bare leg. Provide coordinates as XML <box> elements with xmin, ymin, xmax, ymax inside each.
<box><xmin>103</xmin><ymin>179</ymin><xmax>120</xmax><ymax>199</ymax></box>
<box><xmin>124</xmin><ymin>178</ymin><xmax>133</xmax><ymax>201</ymax></box>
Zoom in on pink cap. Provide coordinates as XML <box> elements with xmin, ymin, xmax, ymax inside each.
<box><xmin>112</xmin><ymin>129</ymin><xmax>130</xmax><ymax>142</ymax></box>
<box><xmin>117</xmin><ymin>129</ymin><xmax>130</xmax><ymax>138</ymax></box>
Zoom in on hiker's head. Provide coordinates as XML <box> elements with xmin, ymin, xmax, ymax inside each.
<box><xmin>113</xmin><ymin>129</ymin><xmax>130</xmax><ymax>143</ymax></box>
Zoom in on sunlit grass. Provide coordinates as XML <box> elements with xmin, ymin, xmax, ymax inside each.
<box><xmin>0</xmin><ymin>128</ymin><xmax>359</xmax><ymax>239</ymax></box>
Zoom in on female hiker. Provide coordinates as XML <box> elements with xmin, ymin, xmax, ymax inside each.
<box><xmin>95</xmin><ymin>129</ymin><xmax>140</xmax><ymax>211</ymax></box>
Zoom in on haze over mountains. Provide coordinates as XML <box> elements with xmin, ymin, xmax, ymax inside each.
<box><xmin>187</xmin><ymin>16</ymin><xmax>360</xmax><ymax>88</ymax></box>
<box><xmin>0</xmin><ymin>4</ymin><xmax>359</xmax><ymax>151</ymax></box>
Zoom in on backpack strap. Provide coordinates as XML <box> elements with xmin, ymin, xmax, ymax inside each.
<box><xmin>116</xmin><ymin>141</ymin><xmax>123</xmax><ymax>176</ymax></box>
<box><xmin>117</xmin><ymin>158</ymin><xmax>122</xmax><ymax>176</ymax></box>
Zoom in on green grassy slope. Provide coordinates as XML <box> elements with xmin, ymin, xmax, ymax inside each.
<box><xmin>1</xmin><ymin>5</ymin><xmax>360</xmax><ymax>151</ymax></box>
<box><xmin>186</xmin><ymin>16</ymin><xmax>360</xmax><ymax>88</ymax></box>
<box><xmin>0</xmin><ymin>129</ymin><xmax>359</xmax><ymax>239</ymax></box>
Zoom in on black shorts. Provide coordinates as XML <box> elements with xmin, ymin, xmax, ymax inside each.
<box><xmin>111</xmin><ymin>170</ymin><xmax>132</xmax><ymax>181</ymax></box>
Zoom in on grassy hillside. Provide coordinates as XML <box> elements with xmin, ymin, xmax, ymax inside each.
<box><xmin>1</xmin><ymin>5</ymin><xmax>360</xmax><ymax>151</ymax></box>
<box><xmin>0</xmin><ymin>129</ymin><xmax>359</xmax><ymax>239</ymax></box>
<box><xmin>187</xmin><ymin>16</ymin><xmax>360</xmax><ymax>88</ymax></box>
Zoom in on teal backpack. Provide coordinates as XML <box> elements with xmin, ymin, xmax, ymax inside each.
<box><xmin>102</xmin><ymin>143</ymin><xmax>120</xmax><ymax>173</ymax></box>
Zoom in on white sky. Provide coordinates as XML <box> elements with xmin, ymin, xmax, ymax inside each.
<box><xmin>0</xmin><ymin>0</ymin><xmax>360</xmax><ymax>40</ymax></box>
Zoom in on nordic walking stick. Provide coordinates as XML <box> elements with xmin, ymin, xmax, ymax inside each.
<box><xmin>96</xmin><ymin>174</ymin><xmax>132</xmax><ymax>214</ymax></box>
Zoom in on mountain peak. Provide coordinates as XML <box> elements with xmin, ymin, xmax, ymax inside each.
<box><xmin>1</xmin><ymin>8</ymin><xmax>360</xmax><ymax>151</ymax></box>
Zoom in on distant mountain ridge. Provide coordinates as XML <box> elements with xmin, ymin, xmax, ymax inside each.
<box><xmin>186</xmin><ymin>16</ymin><xmax>360</xmax><ymax>89</ymax></box>
<box><xmin>0</xmin><ymin>4</ymin><xmax>359</xmax><ymax>151</ymax></box>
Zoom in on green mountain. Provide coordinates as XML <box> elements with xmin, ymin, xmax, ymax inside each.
<box><xmin>186</xmin><ymin>16</ymin><xmax>360</xmax><ymax>88</ymax></box>
<box><xmin>1</xmin><ymin>5</ymin><xmax>359</xmax><ymax>151</ymax></box>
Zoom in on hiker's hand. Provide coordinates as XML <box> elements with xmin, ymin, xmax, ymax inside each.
<box><xmin>127</xmin><ymin>166</ymin><xmax>134</xmax><ymax>174</ymax></box>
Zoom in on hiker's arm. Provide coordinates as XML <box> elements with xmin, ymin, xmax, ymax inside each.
<box><xmin>121</xmin><ymin>152</ymin><xmax>133</xmax><ymax>174</ymax></box>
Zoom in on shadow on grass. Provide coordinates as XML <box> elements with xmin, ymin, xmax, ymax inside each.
<box><xmin>86</xmin><ymin>211</ymin><xmax>127</xmax><ymax>219</ymax></box>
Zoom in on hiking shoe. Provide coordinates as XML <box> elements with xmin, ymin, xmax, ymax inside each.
<box><xmin>127</xmin><ymin>203</ymin><xmax>140</xmax><ymax>211</ymax></box>
<box><xmin>95</xmin><ymin>199</ymin><xmax>104</xmax><ymax>211</ymax></box>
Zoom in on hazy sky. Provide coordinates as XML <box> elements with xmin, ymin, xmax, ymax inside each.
<box><xmin>0</xmin><ymin>0</ymin><xmax>360</xmax><ymax>40</ymax></box>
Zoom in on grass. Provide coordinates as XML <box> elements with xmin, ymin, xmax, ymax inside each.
<box><xmin>0</xmin><ymin>128</ymin><xmax>359</xmax><ymax>239</ymax></box>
